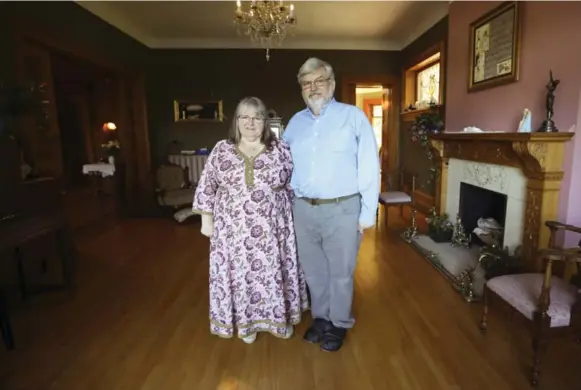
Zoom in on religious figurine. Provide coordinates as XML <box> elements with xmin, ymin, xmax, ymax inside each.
<box><xmin>451</xmin><ymin>215</ymin><xmax>470</xmax><ymax>248</ymax></box>
<box><xmin>517</xmin><ymin>108</ymin><xmax>532</xmax><ymax>133</ymax></box>
<box><xmin>537</xmin><ymin>70</ymin><xmax>560</xmax><ymax>132</ymax></box>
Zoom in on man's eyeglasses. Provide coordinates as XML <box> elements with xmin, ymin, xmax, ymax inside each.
<box><xmin>237</xmin><ymin>115</ymin><xmax>264</xmax><ymax>123</ymax></box>
<box><xmin>301</xmin><ymin>77</ymin><xmax>330</xmax><ymax>90</ymax></box>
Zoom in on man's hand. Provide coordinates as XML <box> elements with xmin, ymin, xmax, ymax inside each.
<box><xmin>358</xmin><ymin>222</ymin><xmax>374</xmax><ymax>233</ymax></box>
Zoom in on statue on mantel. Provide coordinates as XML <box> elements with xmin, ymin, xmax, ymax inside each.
<box><xmin>537</xmin><ymin>70</ymin><xmax>560</xmax><ymax>133</ymax></box>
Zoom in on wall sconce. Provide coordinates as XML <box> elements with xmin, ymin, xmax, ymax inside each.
<box><xmin>102</xmin><ymin>122</ymin><xmax>117</xmax><ymax>132</ymax></box>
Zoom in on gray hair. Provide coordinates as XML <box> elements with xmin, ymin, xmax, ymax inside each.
<box><xmin>297</xmin><ymin>57</ymin><xmax>335</xmax><ymax>84</ymax></box>
<box><xmin>227</xmin><ymin>96</ymin><xmax>277</xmax><ymax>148</ymax></box>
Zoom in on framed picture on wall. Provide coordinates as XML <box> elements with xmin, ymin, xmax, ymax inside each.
<box><xmin>173</xmin><ymin>100</ymin><xmax>224</xmax><ymax>122</ymax></box>
<box><xmin>468</xmin><ymin>1</ymin><xmax>521</xmax><ymax>93</ymax></box>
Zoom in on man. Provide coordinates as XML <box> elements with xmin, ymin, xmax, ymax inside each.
<box><xmin>283</xmin><ymin>57</ymin><xmax>380</xmax><ymax>352</ymax></box>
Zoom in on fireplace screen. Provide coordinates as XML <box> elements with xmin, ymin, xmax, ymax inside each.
<box><xmin>458</xmin><ymin>182</ymin><xmax>508</xmax><ymax>247</ymax></box>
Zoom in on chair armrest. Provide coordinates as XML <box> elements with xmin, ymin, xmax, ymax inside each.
<box><xmin>545</xmin><ymin>220</ymin><xmax>581</xmax><ymax>235</ymax></box>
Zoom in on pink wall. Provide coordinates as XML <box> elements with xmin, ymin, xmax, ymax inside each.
<box><xmin>446</xmin><ymin>1</ymin><xmax>581</xmax><ymax>245</ymax></box>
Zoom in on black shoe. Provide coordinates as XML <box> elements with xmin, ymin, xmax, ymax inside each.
<box><xmin>320</xmin><ymin>325</ymin><xmax>347</xmax><ymax>352</ymax></box>
<box><xmin>303</xmin><ymin>318</ymin><xmax>333</xmax><ymax>344</ymax></box>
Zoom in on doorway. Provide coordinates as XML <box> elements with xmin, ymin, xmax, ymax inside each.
<box><xmin>341</xmin><ymin>75</ymin><xmax>399</xmax><ymax>175</ymax></box>
<box><xmin>355</xmin><ymin>85</ymin><xmax>386</xmax><ymax>157</ymax></box>
<box><xmin>15</xmin><ymin>36</ymin><xmax>151</xmax><ymax>227</ymax></box>
<box><xmin>51</xmin><ymin>52</ymin><xmax>102</xmax><ymax>190</ymax></box>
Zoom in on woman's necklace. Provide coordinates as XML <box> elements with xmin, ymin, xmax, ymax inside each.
<box><xmin>240</xmin><ymin>140</ymin><xmax>263</xmax><ymax>157</ymax></box>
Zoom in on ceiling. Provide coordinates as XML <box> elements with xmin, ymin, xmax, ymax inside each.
<box><xmin>76</xmin><ymin>1</ymin><xmax>449</xmax><ymax>51</ymax></box>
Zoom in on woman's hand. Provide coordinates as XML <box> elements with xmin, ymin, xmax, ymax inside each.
<box><xmin>201</xmin><ymin>214</ymin><xmax>214</xmax><ymax>237</ymax></box>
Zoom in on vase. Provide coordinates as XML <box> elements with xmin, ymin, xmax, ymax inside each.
<box><xmin>108</xmin><ymin>155</ymin><xmax>115</xmax><ymax>165</ymax></box>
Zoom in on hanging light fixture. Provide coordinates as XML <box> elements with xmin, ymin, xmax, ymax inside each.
<box><xmin>234</xmin><ymin>0</ymin><xmax>297</xmax><ymax>61</ymax></box>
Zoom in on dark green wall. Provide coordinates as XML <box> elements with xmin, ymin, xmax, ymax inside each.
<box><xmin>0</xmin><ymin>1</ymin><xmax>448</xmax><ymax>171</ymax></box>
<box><xmin>0</xmin><ymin>1</ymin><xmax>148</xmax><ymax>72</ymax></box>
<box><xmin>146</xmin><ymin>49</ymin><xmax>401</xmax><ymax>163</ymax></box>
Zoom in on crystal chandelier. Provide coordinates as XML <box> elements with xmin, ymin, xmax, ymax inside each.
<box><xmin>234</xmin><ymin>0</ymin><xmax>296</xmax><ymax>61</ymax></box>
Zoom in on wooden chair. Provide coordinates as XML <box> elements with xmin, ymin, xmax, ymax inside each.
<box><xmin>377</xmin><ymin>169</ymin><xmax>416</xmax><ymax>227</ymax></box>
<box><xmin>479</xmin><ymin>221</ymin><xmax>581</xmax><ymax>388</ymax></box>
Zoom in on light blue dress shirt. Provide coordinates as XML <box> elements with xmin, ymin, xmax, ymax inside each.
<box><xmin>283</xmin><ymin>98</ymin><xmax>380</xmax><ymax>227</ymax></box>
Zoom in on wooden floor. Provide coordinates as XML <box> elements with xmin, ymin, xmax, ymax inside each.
<box><xmin>1</xmin><ymin>210</ymin><xmax>580</xmax><ymax>390</ymax></box>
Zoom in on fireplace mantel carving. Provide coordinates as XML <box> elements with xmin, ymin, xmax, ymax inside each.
<box><xmin>430</xmin><ymin>132</ymin><xmax>574</xmax><ymax>270</ymax></box>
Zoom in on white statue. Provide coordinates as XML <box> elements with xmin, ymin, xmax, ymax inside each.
<box><xmin>518</xmin><ymin>108</ymin><xmax>532</xmax><ymax>133</ymax></box>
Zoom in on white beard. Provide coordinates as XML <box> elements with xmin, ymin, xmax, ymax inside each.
<box><xmin>307</xmin><ymin>95</ymin><xmax>327</xmax><ymax>114</ymax></box>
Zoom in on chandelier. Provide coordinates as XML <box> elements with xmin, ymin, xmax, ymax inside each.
<box><xmin>234</xmin><ymin>0</ymin><xmax>297</xmax><ymax>61</ymax></box>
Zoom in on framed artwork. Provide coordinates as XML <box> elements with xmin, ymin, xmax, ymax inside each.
<box><xmin>173</xmin><ymin>100</ymin><xmax>224</xmax><ymax>122</ymax></box>
<box><xmin>468</xmin><ymin>1</ymin><xmax>521</xmax><ymax>93</ymax></box>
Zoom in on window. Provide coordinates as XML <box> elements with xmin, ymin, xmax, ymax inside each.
<box><xmin>416</xmin><ymin>62</ymin><xmax>440</xmax><ymax>105</ymax></box>
<box><xmin>402</xmin><ymin>47</ymin><xmax>444</xmax><ymax>111</ymax></box>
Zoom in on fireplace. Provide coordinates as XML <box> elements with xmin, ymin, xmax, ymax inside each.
<box><xmin>430</xmin><ymin>132</ymin><xmax>573</xmax><ymax>270</ymax></box>
<box><xmin>444</xmin><ymin>158</ymin><xmax>526</xmax><ymax>253</ymax></box>
<box><xmin>459</xmin><ymin>182</ymin><xmax>508</xmax><ymax>247</ymax></box>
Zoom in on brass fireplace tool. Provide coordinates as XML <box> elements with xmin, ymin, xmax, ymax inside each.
<box><xmin>451</xmin><ymin>215</ymin><xmax>470</xmax><ymax>248</ymax></box>
<box><xmin>403</xmin><ymin>208</ymin><xmax>418</xmax><ymax>243</ymax></box>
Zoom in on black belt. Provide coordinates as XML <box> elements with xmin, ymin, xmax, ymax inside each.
<box><xmin>300</xmin><ymin>193</ymin><xmax>358</xmax><ymax>206</ymax></box>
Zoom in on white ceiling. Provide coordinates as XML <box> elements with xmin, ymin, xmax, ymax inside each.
<box><xmin>76</xmin><ymin>1</ymin><xmax>449</xmax><ymax>51</ymax></box>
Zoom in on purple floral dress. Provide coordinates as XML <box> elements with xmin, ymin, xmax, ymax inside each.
<box><xmin>192</xmin><ymin>139</ymin><xmax>309</xmax><ymax>339</ymax></box>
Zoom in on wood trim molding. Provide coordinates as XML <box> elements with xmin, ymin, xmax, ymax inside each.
<box><xmin>401</xmin><ymin>40</ymin><xmax>446</xmax><ymax>110</ymax></box>
<box><xmin>340</xmin><ymin>74</ymin><xmax>400</xmax><ymax>172</ymax></box>
<box><xmin>429</xmin><ymin>132</ymin><xmax>574</xmax><ymax>271</ymax></box>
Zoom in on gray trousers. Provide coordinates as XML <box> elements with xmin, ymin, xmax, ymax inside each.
<box><xmin>292</xmin><ymin>195</ymin><xmax>362</xmax><ymax>328</ymax></box>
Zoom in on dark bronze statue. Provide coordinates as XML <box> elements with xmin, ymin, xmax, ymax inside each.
<box><xmin>538</xmin><ymin>70</ymin><xmax>560</xmax><ymax>132</ymax></box>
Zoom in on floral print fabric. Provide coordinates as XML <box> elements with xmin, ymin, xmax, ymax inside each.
<box><xmin>192</xmin><ymin>139</ymin><xmax>309</xmax><ymax>338</ymax></box>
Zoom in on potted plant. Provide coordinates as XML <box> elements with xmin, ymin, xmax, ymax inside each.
<box><xmin>479</xmin><ymin>245</ymin><xmax>524</xmax><ymax>280</ymax></box>
<box><xmin>426</xmin><ymin>207</ymin><xmax>454</xmax><ymax>243</ymax></box>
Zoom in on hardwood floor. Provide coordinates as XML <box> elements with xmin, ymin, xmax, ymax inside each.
<box><xmin>0</xmin><ymin>209</ymin><xmax>579</xmax><ymax>390</ymax></box>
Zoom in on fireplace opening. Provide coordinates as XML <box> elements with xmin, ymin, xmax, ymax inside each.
<box><xmin>458</xmin><ymin>182</ymin><xmax>508</xmax><ymax>247</ymax></box>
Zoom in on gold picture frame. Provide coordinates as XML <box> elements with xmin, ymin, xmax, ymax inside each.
<box><xmin>173</xmin><ymin>100</ymin><xmax>224</xmax><ymax>122</ymax></box>
<box><xmin>468</xmin><ymin>1</ymin><xmax>521</xmax><ymax>93</ymax></box>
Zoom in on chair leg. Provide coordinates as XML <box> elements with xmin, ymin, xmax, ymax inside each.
<box><xmin>400</xmin><ymin>204</ymin><xmax>404</xmax><ymax>219</ymax></box>
<box><xmin>531</xmin><ymin>312</ymin><xmax>550</xmax><ymax>388</ymax></box>
<box><xmin>479</xmin><ymin>286</ymin><xmax>489</xmax><ymax>335</ymax></box>
<box><xmin>384</xmin><ymin>205</ymin><xmax>388</xmax><ymax>227</ymax></box>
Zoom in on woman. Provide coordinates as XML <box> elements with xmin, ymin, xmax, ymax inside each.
<box><xmin>192</xmin><ymin>96</ymin><xmax>309</xmax><ymax>344</ymax></box>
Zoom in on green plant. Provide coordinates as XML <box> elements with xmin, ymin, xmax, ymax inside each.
<box><xmin>409</xmin><ymin>105</ymin><xmax>444</xmax><ymax>185</ymax></box>
<box><xmin>427</xmin><ymin>207</ymin><xmax>453</xmax><ymax>232</ymax></box>
<box><xmin>479</xmin><ymin>246</ymin><xmax>524</xmax><ymax>280</ymax></box>
<box><xmin>426</xmin><ymin>207</ymin><xmax>454</xmax><ymax>243</ymax></box>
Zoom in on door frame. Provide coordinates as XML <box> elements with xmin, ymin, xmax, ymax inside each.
<box><xmin>340</xmin><ymin>74</ymin><xmax>400</xmax><ymax>174</ymax></box>
<box><xmin>10</xmin><ymin>27</ymin><xmax>151</xmax><ymax>209</ymax></box>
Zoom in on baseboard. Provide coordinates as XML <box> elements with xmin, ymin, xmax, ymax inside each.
<box><xmin>414</xmin><ymin>190</ymin><xmax>434</xmax><ymax>214</ymax></box>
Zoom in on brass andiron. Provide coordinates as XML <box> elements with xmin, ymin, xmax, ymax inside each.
<box><xmin>455</xmin><ymin>243</ymin><xmax>505</xmax><ymax>302</ymax></box>
<box><xmin>455</xmin><ymin>251</ymin><xmax>492</xmax><ymax>302</ymax></box>
<box><xmin>538</xmin><ymin>70</ymin><xmax>560</xmax><ymax>132</ymax></box>
<box><xmin>403</xmin><ymin>208</ymin><xmax>418</xmax><ymax>242</ymax></box>
<box><xmin>451</xmin><ymin>215</ymin><xmax>470</xmax><ymax>248</ymax></box>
